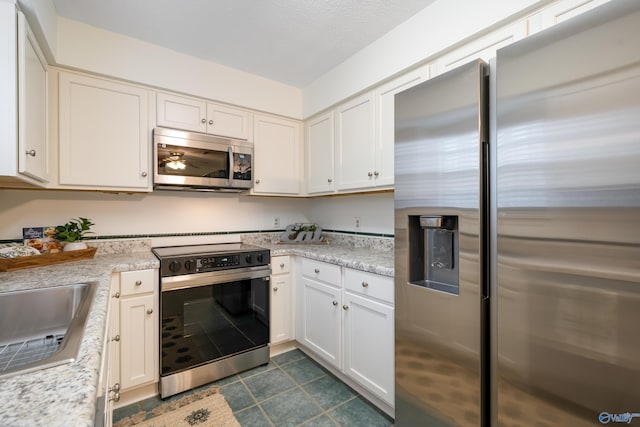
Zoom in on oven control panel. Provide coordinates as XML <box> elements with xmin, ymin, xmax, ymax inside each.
<box><xmin>159</xmin><ymin>248</ymin><xmax>270</xmax><ymax>276</ymax></box>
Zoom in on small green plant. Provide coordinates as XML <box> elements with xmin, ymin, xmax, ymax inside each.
<box><xmin>54</xmin><ymin>217</ymin><xmax>95</xmax><ymax>242</ymax></box>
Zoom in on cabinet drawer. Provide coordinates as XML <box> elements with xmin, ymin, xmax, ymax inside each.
<box><xmin>271</xmin><ymin>256</ymin><xmax>291</xmax><ymax>274</ymax></box>
<box><xmin>120</xmin><ymin>269</ymin><xmax>156</xmax><ymax>295</ymax></box>
<box><xmin>301</xmin><ymin>258</ymin><xmax>341</xmax><ymax>287</ymax></box>
<box><xmin>344</xmin><ymin>268</ymin><xmax>394</xmax><ymax>304</ymax></box>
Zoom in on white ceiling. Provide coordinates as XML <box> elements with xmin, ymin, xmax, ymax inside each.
<box><xmin>51</xmin><ymin>0</ymin><xmax>437</xmax><ymax>88</ymax></box>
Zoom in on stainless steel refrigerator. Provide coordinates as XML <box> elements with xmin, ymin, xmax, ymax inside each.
<box><xmin>394</xmin><ymin>1</ymin><xmax>640</xmax><ymax>426</ymax></box>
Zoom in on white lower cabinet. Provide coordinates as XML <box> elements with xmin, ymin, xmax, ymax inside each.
<box><xmin>342</xmin><ymin>270</ymin><xmax>395</xmax><ymax>406</ymax></box>
<box><xmin>300</xmin><ymin>276</ymin><xmax>342</xmax><ymax>367</ymax></box>
<box><xmin>270</xmin><ymin>256</ymin><xmax>293</xmax><ymax>344</ymax></box>
<box><xmin>296</xmin><ymin>258</ymin><xmax>395</xmax><ymax>407</ymax></box>
<box><xmin>109</xmin><ymin>268</ymin><xmax>159</xmax><ymax>398</ymax></box>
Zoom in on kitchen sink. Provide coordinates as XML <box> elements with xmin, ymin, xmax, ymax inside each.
<box><xmin>0</xmin><ymin>282</ymin><xmax>97</xmax><ymax>379</ymax></box>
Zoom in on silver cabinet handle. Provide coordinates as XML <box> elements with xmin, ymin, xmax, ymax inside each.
<box><xmin>147</xmin><ymin>308</ymin><xmax>153</xmax><ymax>315</ymax></box>
<box><xmin>26</xmin><ymin>149</ymin><xmax>36</xmax><ymax>156</ymax></box>
<box><xmin>332</xmin><ymin>300</ymin><xmax>338</xmax><ymax>306</ymax></box>
<box><xmin>374</xmin><ymin>171</ymin><xmax>379</xmax><ymax>176</ymax></box>
<box><xmin>141</xmin><ymin>172</ymin><xmax>148</xmax><ymax>177</ymax></box>
<box><xmin>273</xmin><ymin>287</ymin><xmax>278</xmax><ymax>292</ymax></box>
<box><xmin>256</xmin><ymin>179</ymin><xmax>261</xmax><ymax>184</ymax></box>
<box><xmin>343</xmin><ymin>305</ymin><xmax>349</xmax><ymax>310</ymax></box>
<box><xmin>135</xmin><ymin>280</ymin><xmax>142</xmax><ymax>286</ymax></box>
<box><xmin>112</xmin><ymin>292</ymin><xmax>120</xmax><ymax>299</ymax></box>
<box><xmin>109</xmin><ymin>383</ymin><xmax>120</xmax><ymax>393</ymax></box>
<box><xmin>109</xmin><ymin>392</ymin><xmax>120</xmax><ymax>402</ymax></box>
<box><xmin>314</xmin><ymin>268</ymin><xmax>320</xmax><ymax>273</ymax></box>
<box><xmin>280</xmin><ymin>263</ymin><xmax>285</xmax><ymax>268</ymax></box>
<box><xmin>362</xmin><ymin>281</ymin><xmax>369</xmax><ymax>288</ymax></box>
<box><xmin>201</xmin><ymin>118</ymin><xmax>206</xmax><ymax>123</ymax></box>
<box><xmin>209</xmin><ymin>120</ymin><xmax>214</xmax><ymax>125</ymax></box>
<box><xmin>328</xmin><ymin>178</ymin><xmax>333</xmax><ymax>183</ymax></box>
<box><xmin>367</xmin><ymin>171</ymin><xmax>373</xmax><ymax>177</ymax></box>
<box><xmin>111</xmin><ymin>335</ymin><xmax>120</xmax><ymax>342</ymax></box>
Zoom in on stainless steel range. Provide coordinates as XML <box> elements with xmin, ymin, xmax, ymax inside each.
<box><xmin>152</xmin><ymin>243</ymin><xmax>271</xmax><ymax>398</ymax></box>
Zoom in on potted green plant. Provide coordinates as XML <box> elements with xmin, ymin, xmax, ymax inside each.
<box><xmin>54</xmin><ymin>217</ymin><xmax>95</xmax><ymax>252</ymax></box>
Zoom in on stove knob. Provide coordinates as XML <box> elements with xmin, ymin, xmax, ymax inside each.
<box><xmin>168</xmin><ymin>261</ymin><xmax>181</xmax><ymax>273</ymax></box>
<box><xmin>184</xmin><ymin>259</ymin><xmax>194</xmax><ymax>271</ymax></box>
<box><xmin>256</xmin><ymin>253</ymin><xmax>264</xmax><ymax>263</ymax></box>
<box><xmin>245</xmin><ymin>254</ymin><xmax>253</xmax><ymax>264</ymax></box>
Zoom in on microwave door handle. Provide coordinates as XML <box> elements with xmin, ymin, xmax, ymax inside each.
<box><xmin>228</xmin><ymin>146</ymin><xmax>234</xmax><ymax>185</ymax></box>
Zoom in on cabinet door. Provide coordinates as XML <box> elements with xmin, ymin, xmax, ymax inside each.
<box><xmin>342</xmin><ymin>291</ymin><xmax>395</xmax><ymax>405</ymax></box>
<box><xmin>58</xmin><ymin>73</ymin><xmax>151</xmax><ymax>190</ymax></box>
<box><xmin>306</xmin><ymin>111</ymin><xmax>335</xmax><ymax>194</ymax></box>
<box><xmin>120</xmin><ymin>293</ymin><xmax>157</xmax><ymax>390</ymax></box>
<box><xmin>300</xmin><ymin>277</ymin><xmax>341</xmax><ymax>368</ymax></box>
<box><xmin>375</xmin><ymin>67</ymin><xmax>428</xmax><ymax>188</ymax></box>
<box><xmin>431</xmin><ymin>22</ymin><xmax>526</xmax><ymax>76</ymax></box>
<box><xmin>157</xmin><ymin>92</ymin><xmax>207</xmax><ymax>133</ymax></box>
<box><xmin>253</xmin><ymin>114</ymin><xmax>301</xmax><ymax>195</ymax></box>
<box><xmin>335</xmin><ymin>93</ymin><xmax>375</xmax><ymax>191</ymax></box>
<box><xmin>17</xmin><ymin>12</ymin><xmax>48</xmax><ymax>182</ymax></box>
<box><xmin>206</xmin><ymin>103</ymin><xmax>251</xmax><ymax>140</ymax></box>
<box><xmin>270</xmin><ymin>273</ymin><xmax>291</xmax><ymax>344</ymax></box>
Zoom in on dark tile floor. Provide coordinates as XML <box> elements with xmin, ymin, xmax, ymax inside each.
<box><xmin>113</xmin><ymin>348</ymin><xmax>394</xmax><ymax>426</ymax></box>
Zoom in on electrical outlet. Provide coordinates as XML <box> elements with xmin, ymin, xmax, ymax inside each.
<box><xmin>354</xmin><ymin>217</ymin><xmax>361</xmax><ymax>230</ymax></box>
<box><xmin>274</xmin><ymin>217</ymin><xmax>280</xmax><ymax>228</ymax></box>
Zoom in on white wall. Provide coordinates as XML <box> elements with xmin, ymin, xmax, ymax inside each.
<box><xmin>0</xmin><ymin>189</ymin><xmax>310</xmax><ymax>240</ymax></box>
<box><xmin>0</xmin><ymin>190</ymin><xmax>398</xmax><ymax>240</ymax></box>
<box><xmin>55</xmin><ymin>17</ymin><xmax>303</xmax><ymax>119</ymax></box>
<box><xmin>302</xmin><ymin>0</ymin><xmax>549</xmax><ymax>116</ymax></box>
<box><xmin>308</xmin><ymin>192</ymin><xmax>394</xmax><ymax>235</ymax></box>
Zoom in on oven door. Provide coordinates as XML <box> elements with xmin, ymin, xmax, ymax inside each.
<box><xmin>160</xmin><ymin>268</ymin><xmax>270</xmax><ymax>383</ymax></box>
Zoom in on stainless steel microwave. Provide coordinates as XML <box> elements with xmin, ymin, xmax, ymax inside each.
<box><xmin>153</xmin><ymin>127</ymin><xmax>253</xmax><ymax>192</ymax></box>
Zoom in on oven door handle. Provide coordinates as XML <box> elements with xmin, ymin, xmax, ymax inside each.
<box><xmin>161</xmin><ymin>267</ymin><xmax>272</xmax><ymax>292</ymax></box>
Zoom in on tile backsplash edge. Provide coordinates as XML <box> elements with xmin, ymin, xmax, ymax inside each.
<box><xmin>1</xmin><ymin>230</ymin><xmax>394</xmax><ymax>255</ymax></box>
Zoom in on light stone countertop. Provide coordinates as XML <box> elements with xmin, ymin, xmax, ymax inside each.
<box><xmin>0</xmin><ymin>252</ymin><xmax>159</xmax><ymax>427</ymax></box>
<box><xmin>0</xmin><ymin>239</ymin><xmax>393</xmax><ymax>427</ymax></box>
<box><xmin>267</xmin><ymin>243</ymin><xmax>394</xmax><ymax>277</ymax></box>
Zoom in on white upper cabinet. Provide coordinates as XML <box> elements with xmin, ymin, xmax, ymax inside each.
<box><xmin>305</xmin><ymin>111</ymin><xmax>334</xmax><ymax>195</ymax></box>
<box><xmin>335</xmin><ymin>92</ymin><xmax>376</xmax><ymax>191</ymax></box>
<box><xmin>431</xmin><ymin>22</ymin><xmax>527</xmax><ymax>77</ymax></box>
<box><xmin>58</xmin><ymin>72</ymin><xmax>153</xmax><ymax>191</ymax></box>
<box><xmin>0</xmin><ymin>5</ymin><xmax>49</xmax><ymax>187</ymax></box>
<box><xmin>157</xmin><ymin>92</ymin><xmax>251</xmax><ymax>140</ymax></box>
<box><xmin>18</xmin><ymin>12</ymin><xmax>49</xmax><ymax>183</ymax></box>
<box><xmin>252</xmin><ymin>113</ymin><xmax>302</xmax><ymax>195</ymax></box>
<box><xmin>374</xmin><ymin>66</ymin><xmax>429</xmax><ymax>189</ymax></box>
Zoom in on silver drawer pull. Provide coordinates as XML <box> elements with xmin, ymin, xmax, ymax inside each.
<box><xmin>112</xmin><ymin>292</ymin><xmax>120</xmax><ymax>299</ymax></box>
<box><xmin>111</xmin><ymin>335</ymin><xmax>120</xmax><ymax>342</ymax></box>
<box><xmin>280</xmin><ymin>263</ymin><xmax>285</xmax><ymax>268</ymax></box>
<box><xmin>26</xmin><ymin>149</ymin><xmax>36</xmax><ymax>156</ymax></box>
<box><xmin>201</xmin><ymin>118</ymin><xmax>206</xmax><ymax>123</ymax></box>
<box><xmin>361</xmin><ymin>282</ymin><xmax>369</xmax><ymax>288</ymax></box>
<box><xmin>343</xmin><ymin>305</ymin><xmax>349</xmax><ymax>310</ymax></box>
<box><xmin>273</xmin><ymin>287</ymin><xmax>278</xmax><ymax>292</ymax></box>
<box><xmin>135</xmin><ymin>280</ymin><xmax>142</xmax><ymax>286</ymax></box>
<box><xmin>147</xmin><ymin>308</ymin><xmax>153</xmax><ymax>315</ymax></box>
<box><xmin>314</xmin><ymin>268</ymin><xmax>320</xmax><ymax>273</ymax></box>
<box><xmin>332</xmin><ymin>300</ymin><xmax>338</xmax><ymax>306</ymax></box>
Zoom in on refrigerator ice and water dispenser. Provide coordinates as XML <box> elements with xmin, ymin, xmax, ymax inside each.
<box><xmin>408</xmin><ymin>215</ymin><xmax>459</xmax><ymax>295</ymax></box>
